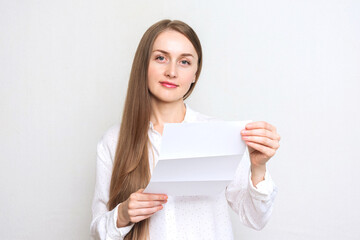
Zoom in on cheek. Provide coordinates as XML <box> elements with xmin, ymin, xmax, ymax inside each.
<box><xmin>180</xmin><ymin>70</ymin><xmax>196</xmax><ymax>83</ymax></box>
<box><xmin>148</xmin><ymin>63</ymin><xmax>165</xmax><ymax>82</ymax></box>
<box><xmin>147</xmin><ymin>64</ymin><xmax>155</xmax><ymax>80</ymax></box>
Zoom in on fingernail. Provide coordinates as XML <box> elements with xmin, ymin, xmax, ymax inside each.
<box><xmin>241</xmin><ymin>130</ymin><xmax>248</xmax><ymax>134</ymax></box>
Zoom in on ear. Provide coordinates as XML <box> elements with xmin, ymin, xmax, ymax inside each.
<box><xmin>192</xmin><ymin>74</ymin><xmax>196</xmax><ymax>83</ymax></box>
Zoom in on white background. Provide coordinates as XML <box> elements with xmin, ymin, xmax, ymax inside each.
<box><xmin>1</xmin><ymin>0</ymin><xmax>359</xmax><ymax>239</ymax></box>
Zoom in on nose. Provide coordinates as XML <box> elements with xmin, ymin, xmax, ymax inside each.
<box><xmin>164</xmin><ymin>61</ymin><xmax>177</xmax><ymax>78</ymax></box>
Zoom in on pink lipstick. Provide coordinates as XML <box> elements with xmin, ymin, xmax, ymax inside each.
<box><xmin>159</xmin><ymin>81</ymin><xmax>178</xmax><ymax>88</ymax></box>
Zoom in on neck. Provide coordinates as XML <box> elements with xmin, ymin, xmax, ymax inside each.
<box><xmin>150</xmin><ymin>97</ymin><xmax>186</xmax><ymax>134</ymax></box>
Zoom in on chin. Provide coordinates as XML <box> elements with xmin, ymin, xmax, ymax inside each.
<box><xmin>151</xmin><ymin>94</ymin><xmax>184</xmax><ymax>104</ymax></box>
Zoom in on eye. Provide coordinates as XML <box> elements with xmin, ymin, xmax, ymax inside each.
<box><xmin>181</xmin><ymin>60</ymin><xmax>190</xmax><ymax>65</ymax></box>
<box><xmin>155</xmin><ymin>55</ymin><xmax>165</xmax><ymax>61</ymax></box>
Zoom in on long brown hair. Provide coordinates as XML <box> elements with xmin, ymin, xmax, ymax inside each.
<box><xmin>108</xmin><ymin>19</ymin><xmax>203</xmax><ymax>240</ymax></box>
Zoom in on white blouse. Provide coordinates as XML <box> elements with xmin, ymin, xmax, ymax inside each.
<box><xmin>90</xmin><ymin>104</ymin><xmax>278</xmax><ymax>240</ymax></box>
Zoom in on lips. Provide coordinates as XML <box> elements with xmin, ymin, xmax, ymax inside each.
<box><xmin>159</xmin><ymin>81</ymin><xmax>178</xmax><ymax>88</ymax></box>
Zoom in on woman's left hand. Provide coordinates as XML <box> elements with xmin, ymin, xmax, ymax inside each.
<box><xmin>241</xmin><ymin>121</ymin><xmax>280</xmax><ymax>184</ymax></box>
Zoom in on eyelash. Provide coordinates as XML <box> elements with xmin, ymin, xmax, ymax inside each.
<box><xmin>181</xmin><ymin>60</ymin><xmax>191</xmax><ymax>65</ymax></box>
<box><xmin>155</xmin><ymin>56</ymin><xmax>191</xmax><ymax>65</ymax></box>
<box><xmin>155</xmin><ymin>56</ymin><xmax>165</xmax><ymax>61</ymax></box>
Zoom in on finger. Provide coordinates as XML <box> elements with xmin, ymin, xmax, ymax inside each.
<box><xmin>128</xmin><ymin>200</ymin><xmax>167</xmax><ymax>209</ymax></box>
<box><xmin>243</xmin><ymin>136</ymin><xmax>279</xmax><ymax>149</ymax></box>
<box><xmin>130</xmin><ymin>192</ymin><xmax>168</xmax><ymax>201</ymax></box>
<box><xmin>246</xmin><ymin>141</ymin><xmax>277</xmax><ymax>158</ymax></box>
<box><xmin>241</xmin><ymin>129</ymin><xmax>280</xmax><ymax>140</ymax></box>
<box><xmin>129</xmin><ymin>205</ymin><xmax>164</xmax><ymax>217</ymax></box>
<box><xmin>246</xmin><ymin>121</ymin><xmax>277</xmax><ymax>132</ymax></box>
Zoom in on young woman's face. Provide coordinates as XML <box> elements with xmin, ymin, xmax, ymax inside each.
<box><xmin>147</xmin><ymin>30</ymin><xmax>198</xmax><ymax>104</ymax></box>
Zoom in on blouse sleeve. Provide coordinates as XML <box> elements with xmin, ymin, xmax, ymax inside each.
<box><xmin>225</xmin><ymin>148</ymin><xmax>278</xmax><ymax>230</ymax></box>
<box><xmin>90</xmin><ymin>138</ymin><xmax>134</xmax><ymax>240</ymax></box>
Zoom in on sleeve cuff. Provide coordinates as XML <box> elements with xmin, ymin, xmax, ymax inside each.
<box><xmin>248</xmin><ymin>170</ymin><xmax>276</xmax><ymax>201</ymax></box>
<box><xmin>107</xmin><ymin>203</ymin><xmax>134</xmax><ymax>238</ymax></box>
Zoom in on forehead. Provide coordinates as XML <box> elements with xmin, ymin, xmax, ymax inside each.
<box><xmin>152</xmin><ymin>30</ymin><xmax>197</xmax><ymax>57</ymax></box>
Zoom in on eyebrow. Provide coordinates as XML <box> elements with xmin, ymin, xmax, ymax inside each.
<box><xmin>152</xmin><ymin>49</ymin><xmax>195</xmax><ymax>58</ymax></box>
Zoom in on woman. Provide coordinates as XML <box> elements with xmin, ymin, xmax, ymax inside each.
<box><xmin>90</xmin><ymin>19</ymin><xmax>280</xmax><ymax>240</ymax></box>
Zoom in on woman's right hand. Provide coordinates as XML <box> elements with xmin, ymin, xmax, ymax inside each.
<box><xmin>116</xmin><ymin>189</ymin><xmax>168</xmax><ymax>228</ymax></box>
